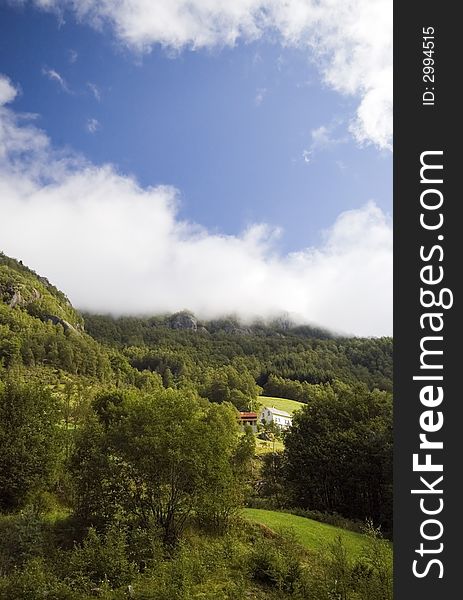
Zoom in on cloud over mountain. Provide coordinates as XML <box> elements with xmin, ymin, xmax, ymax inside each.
<box><xmin>0</xmin><ymin>74</ymin><xmax>391</xmax><ymax>335</ymax></box>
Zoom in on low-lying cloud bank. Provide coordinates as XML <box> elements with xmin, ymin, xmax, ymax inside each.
<box><xmin>0</xmin><ymin>75</ymin><xmax>392</xmax><ymax>336</ymax></box>
<box><xmin>27</xmin><ymin>0</ymin><xmax>392</xmax><ymax>150</ymax></box>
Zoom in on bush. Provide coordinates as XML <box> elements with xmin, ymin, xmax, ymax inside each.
<box><xmin>126</xmin><ymin>526</ymin><xmax>164</xmax><ymax>572</ymax></box>
<box><xmin>0</xmin><ymin>558</ymin><xmax>77</xmax><ymax>600</ymax></box>
<box><xmin>351</xmin><ymin>523</ymin><xmax>393</xmax><ymax>600</ymax></box>
<box><xmin>306</xmin><ymin>528</ymin><xmax>393</xmax><ymax>600</ymax></box>
<box><xmin>0</xmin><ymin>508</ymin><xmax>48</xmax><ymax>574</ymax></box>
<box><xmin>0</xmin><ymin>379</ymin><xmax>61</xmax><ymax>511</ymax></box>
<box><xmin>249</xmin><ymin>534</ymin><xmax>306</xmax><ymax>595</ymax></box>
<box><xmin>63</xmin><ymin>525</ymin><xmax>137</xmax><ymax>592</ymax></box>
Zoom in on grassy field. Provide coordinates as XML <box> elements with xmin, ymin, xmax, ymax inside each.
<box><xmin>242</xmin><ymin>508</ymin><xmax>366</xmax><ymax>557</ymax></box>
<box><xmin>258</xmin><ymin>396</ymin><xmax>305</xmax><ymax>415</ymax></box>
<box><xmin>255</xmin><ymin>437</ymin><xmax>285</xmax><ymax>455</ymax></box>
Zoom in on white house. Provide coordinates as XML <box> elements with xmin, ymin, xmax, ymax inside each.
<box><xmin>260</xmin><ymin>406</ymin><xmax>292</xmax><ymax>430</ymax></box>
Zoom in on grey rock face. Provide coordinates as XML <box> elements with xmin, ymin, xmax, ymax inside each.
<box><xmin>42</xmin><ymin>314</ymin><xmax>77</xmax><ymax>333</ymax></box>
<box><xmin>169</xmin><ymin>311</ymin><xmax>198</xmax><ymax>331</ymax></box>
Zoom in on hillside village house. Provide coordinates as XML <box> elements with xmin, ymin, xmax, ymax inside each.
<box><xmin>260</xmin><ymin>406</ymin><xmax>292</xmax><ymax>430</ymax></box>
<box><xmin>238</xmin><ymin>411</ymin><xmax>258</xmax><ymax>432</ymax></box>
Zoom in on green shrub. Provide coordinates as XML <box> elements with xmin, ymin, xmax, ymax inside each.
<box><xmin>64</xmin><ymin>525</ymin><xmax>137</xmax><ymax>592</ymax></box>
<box><xmin>0</xmin><ymin>508</ymin><xmax>47</xmax><ymax>574</ymax></box>
<box><xmin>249</xmin><ymin>535</ymin><xmax>306</xmax><ymax>594</ymax></box>
<box><xmin>351</xmin><ymin>523</ymin><xmax>393</xmax><ymax>600</ymax></box>
<box><xmin>0</xmin><ymin>379</ymin><xmax>61</xmax><ymax>512</ymax></box>
<box><xmin>305</xmin><ymin>528</ymin><xmax>393</xmax><ymax>600</ymax></box>
<box><xmin>0</xmin><ymin>558</ymin><xmax>76</xmax><ymax>600</ymax></box>
<box><xmin>126</xmin><ymin>526</ymin><xmax>163</xmax><ymax>572</ymax></box>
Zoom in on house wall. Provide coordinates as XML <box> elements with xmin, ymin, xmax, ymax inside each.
<box><xmin>239</xmin><ymin>419</ymin><xmax>258</xmax><ymax>433</ymax></box>
<box><xmin>260</xmin><ymin>409</ymin><xmax>292</xmax><ymax>429</ymax></box>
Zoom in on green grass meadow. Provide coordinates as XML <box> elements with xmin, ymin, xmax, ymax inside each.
<box><xmin>255</xmin><ymin>437</ymin><xmax>285</xmax><ymax>455</ymax></box>
<box><xmin>242</xmin><ymin>508</ymin><xmax>366</xmax><ymax>557</ymax></box>
<box><xmin>258</xmin><ymin>396</ymin><xmax>305</xmax><ymax>415</ymax></box>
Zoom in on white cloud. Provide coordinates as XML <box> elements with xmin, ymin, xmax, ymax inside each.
<box><xmin>254</xmin><ymin>87</ymin><xmax>267</xmax><ymax>107</ymax></box>
<box><xmin>29</xmin><ymin>0</ymin><xmax>392</xmax><ymax>150</ymax></box>
<box><xmin>68</xmin><ymin>49</ymin><xmax>78</xmax><ymax>63</ymax></box>
<box><xmin>302</xmin><ymin>149</ymin><xmax>312</xmax><ymax>164</ymax></box>
<box><xmin>0</xmin><ymin>76</ymin><xmax>18</xmax><ymax>105</ymax></box>
<box><xmin>87</xmin><ymin>82</ymin><xmax>101</xmax><ymax>101</ymax></box>
<box><xmin>86</xmin><ymin>117</ymin><xmax>100</xmax><ymax>133</ymax></box>
<box><xmin>0</xmin><ymin>74</ymin><xmax>391</xmax><ymax>336</ymax></box>
<box><xmin>302</xmin><ymin>121</ymin><xmax>348</xmax><ymax>163</ymax></box>
<box><xmin>41</xmin><ymin>66</ymin><xmax>71</xmax><ymax>93</ymax></box>
<box><xmin>310</xmin><ymin>125</ymin><xmax>343</xmax><ymax>149</ymax></box>
<box><xmin>0</xmin><ymin>80</ymin><xmax>49</xmax><ymax>160</ymax></box>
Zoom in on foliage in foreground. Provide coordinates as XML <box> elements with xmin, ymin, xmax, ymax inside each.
<box><xmin>0</xmin><ymin>510</ymin><xmax>392</xmax><ymax>600</ymax></box>
<box><xmin>72</xmin><ymin>388</ymin><xmax>253</xmax><ymax>542</ymax></box>
<box><xmin>284</xmin><ymin>381</ymin><xmax>393</xmax><ymax>533</ymax></box>
<box><xmin>0</xmin><ymin>378</ymin><xmax>61</xmax><ymax>512</ymax></box>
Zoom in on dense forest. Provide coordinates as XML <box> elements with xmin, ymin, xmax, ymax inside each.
<box><xmin>0</xmin><ymin>252</ymin><xmax>393</xmax><ymax>599</ymax></box>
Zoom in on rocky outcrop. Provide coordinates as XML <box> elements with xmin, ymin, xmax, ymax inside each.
<box><xmin>0</xmin><ymin>283</ymin><xmax>41</xmax><ymax>308</ymax></box>
<box><xmin>218</xmin><ymin>323</ymin><xmax>252</xmax><ymax>335</ymax></box>
<box><xmin>168</xmin><ymin>311</ymin><xmax>198</xmax><ymax>331</ymax></box>
<box><xmin>1</xmin><ymin>281</ymin><xmax>81</xmax><ymax>333</ymax></box>
<box><xmin>208</xmin><ymin>318</ymin><xmax>253</xmax><ymax>335</ymax></box>
<box><xmin>1</xmin><ymin>253</ymin><xmax>83</xmax><ymax>333</ymax></box>
<box><xmin>9</xmin><ymin>289</ymin><xmax>23</xmax><ymax>308</ymax></box>
<box><xmin>42</xmin><ymin>314</ymin><xmax>78</xmax><ymax>333</ymax></box>
<box><xmin>271</xmin><ymin>315</ymin><xmax>295</xmax><ymax>331</ymax></box>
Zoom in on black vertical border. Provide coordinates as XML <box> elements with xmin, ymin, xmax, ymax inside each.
<box><xmin>394</xmin><ymin>2</ymin><xmax>461</xmax><ymax>597</ymax></box>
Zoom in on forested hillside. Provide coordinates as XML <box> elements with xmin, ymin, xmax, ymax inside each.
<box><xmin>0</xmin><ymin>253</ymin><xmax>110</xmax><ymax>380</ymax></box>
<box><xmin>0</xmin><ymin>253</ymin><xmax>393</xmax><ymax>599</ymax></box>
<box><xmin>83</xmin><ymin>312</ymin><xmax>393</xmax><ymax>393</ymax></box>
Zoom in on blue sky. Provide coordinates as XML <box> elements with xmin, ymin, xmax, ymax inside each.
<box><xmin>0</xmin><ymin>2</ymin><xmax>391</xmax><ymax>251</ymax></box>
<box><xmin>0</xmin><ymin>0</ymin><xmax>392</xmax><ymax>335</ymax></box>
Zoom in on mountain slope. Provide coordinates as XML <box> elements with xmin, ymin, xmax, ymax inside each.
<box><xmin>0</xmin><ymin>253</ymin><xmax>82</xmax><ymax>329</ymax></box>
<box><xmin>0</xmin><ymin>252</ymin><xmax>110</xmax><ymax>378</ymax></box>
<box><xmin>1</xmin><ymin>252</ymin><xmax>393</xmax><ymax>395</ymax></box>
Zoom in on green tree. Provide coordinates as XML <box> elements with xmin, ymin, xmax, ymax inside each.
<box><xmin>0</xmin><ymin>378</ymin><xmax>61</xmax><ymax>511</ymax></box>
<box><xmin>284</xmin><ymin>381</ymin><xmax>392</xmax><ymax>531</ymax></box>
<box><xmin>72</xmin><ymin>388</ymin><xmax>248</xmax><ymax>543</ymax></box>
<box><xmin>201</xmin><ymin>365</ymin><xmax>261</xmax><ymax>410</ymax></box>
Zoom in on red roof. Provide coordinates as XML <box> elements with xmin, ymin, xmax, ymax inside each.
<box><xmin>238</xmin><ymin>412</ymin><xmax>258</xmax><ymax>419</ymax></box>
